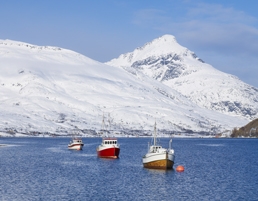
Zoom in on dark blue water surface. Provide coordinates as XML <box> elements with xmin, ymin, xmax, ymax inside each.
<box><xmin>0</xmin><ymin>137</ymin><xmax>257</xmax><ymax>201</ymax></box>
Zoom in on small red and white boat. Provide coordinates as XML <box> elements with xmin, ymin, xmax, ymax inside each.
<box><xmin>97</xmin><ymin>114</ymin><xmax>120</xmax><ymax>158</ymax></box>
<box><xmin>68</xmin><ymin>138</ymin><xmax>84</xmax><ymax>150</ymax></box>
<box><xmin>97</xmin><ymin>138</ymin><xmax>120</xmax><ymax>158</ymax></box>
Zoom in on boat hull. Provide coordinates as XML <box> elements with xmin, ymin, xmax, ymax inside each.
<box><xmin>143</xmin><ymin>159</ymin><xmax>174</xmax><ymax>169</ymax></box>
<box><xmin>68</xmin><ymin>144</ymin><xmax>83</xmax><ymax>150</ymax></box>
<box><xmin>143</xmin><ymin>153</ymin><xmax>174</xmax><ymax>169</ymax></box>
<box><xmin>97</xmin><ymin>147</ymin><xmax>120</xmax><ymax>158</ymax></box>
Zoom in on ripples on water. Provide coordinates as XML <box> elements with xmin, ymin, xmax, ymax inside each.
<box><xmin>0</xmin><ymin>138</ymin><xmax>257</xmax><ymax>200</ymax></box>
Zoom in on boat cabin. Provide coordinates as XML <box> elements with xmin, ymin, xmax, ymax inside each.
<box><xmin>150</xmin><ymin>145</ymin><xmax>166</xmax><ymax>153</ymax></box>
<box><xmin>103</xmin><ymin>139</ymin><xmax>117</xmax><ymax>145</ymax></box>
<box><xmin>150</xmin><ymin>145</ymin><xmax>161</xmax><ymax>151</ymax></box>
<box><xmin>69</xmin><ymin>138</ymin><xmax>83</xmax><ymax>145</ymax></box>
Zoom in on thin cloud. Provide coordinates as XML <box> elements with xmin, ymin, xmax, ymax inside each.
<box><xmin>133</xmin><ymin>3</ymin><xmax>258</xmax><ymax>56</ymax></box>
<box><xmin>186</xmin><ymin>3</ymin><xmax>257</xmax><ymax>24</ymax></box>
<box><xmin>178</xmin><ymin>22</ymin><xmax>258</xmax><ymax>55</ymax></box>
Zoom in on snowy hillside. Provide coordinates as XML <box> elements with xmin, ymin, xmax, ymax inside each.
<box><xmin>0</xmin><ymin>39</ymin><xmax>249</xmax><ymax>136</ymax></box>
<box><xmin>106</xmin><ymin>35</ymin><xmax>258</xmax><ymax>120</ymax></box>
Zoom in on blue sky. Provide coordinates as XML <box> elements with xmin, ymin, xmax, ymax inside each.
<box><xmin>1</xmin><ymin>0</ymin><xmax>258</xmax><ymax>87</ymax></box>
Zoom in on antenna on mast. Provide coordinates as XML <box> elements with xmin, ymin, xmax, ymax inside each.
<box><xmin>154</xmin><ymin>120</ymin><xmax>157</xmax><ymax>146</ymax></box>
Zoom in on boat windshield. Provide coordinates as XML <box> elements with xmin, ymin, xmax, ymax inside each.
<box><xmin>151</xmin><ymin>146</ymin><xmax>162</xmax><ymax>152</ymax></box>
<box><xmin>104</xmin><ymin>140</ymin><xmax>117</xmax><ymax>144</ymax></box>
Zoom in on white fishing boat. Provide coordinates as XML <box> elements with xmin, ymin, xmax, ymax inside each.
<box><xmin>142</xmin><ymin>122</ymin><xmax>175</xmax><ymax>169</ymax></box>
<box><xmin>68</xmin><ymin>138</ymin><xmax>84</xmax><ymax>150</ymax></box>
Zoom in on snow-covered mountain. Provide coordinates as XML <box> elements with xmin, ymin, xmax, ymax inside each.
<box><xmin>0</xmin><ymin>39</ymin><xmax>251</xmax><ymax>136</ymax></box>
<box><xmin>106</xmin><ymin>34</ymin><xmax>258</xmax><ymax>121</ymax></box>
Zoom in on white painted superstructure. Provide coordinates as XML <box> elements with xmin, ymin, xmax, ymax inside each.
<box><xmin>68</xmin><ymin>138</ymin><xmax>84</xmax><ymax>150</ymax></box>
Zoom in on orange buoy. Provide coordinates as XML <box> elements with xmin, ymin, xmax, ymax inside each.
<box><xmin>176</xmin><ymin>165</ymin><xmax>185</xmax><ymax>172</ymax></box>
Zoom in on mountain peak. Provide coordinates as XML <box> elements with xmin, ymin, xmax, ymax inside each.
<box><xmin>153</xmin><ymin>34</ymin><xmax>177</xmax><ymax>43</ymax></box>
<box><xmin>107</xmin><ymin>34</ymin><xmax>188</xmax><ymax>66</ymax></box>
<box><xmin>138</xmin><ymin>34</ymin><xmax>185</xmax><ymax>54</ymax></box>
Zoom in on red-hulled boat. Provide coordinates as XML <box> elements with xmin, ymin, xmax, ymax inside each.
<box><xmin>97</xmin><ymin>114</ymin><xmax>120</xmax><ymax>158</ymax></box>
<box><xmin>97</xmin><ymin>138</ymin><xmax>120</xmax><ymax>158</ymax></box>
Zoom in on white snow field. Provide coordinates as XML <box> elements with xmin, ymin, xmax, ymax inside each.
<box><xmin>1</xmin><ymin>37</ymin><xmax>256</xmax><ymax>136</ymax></box>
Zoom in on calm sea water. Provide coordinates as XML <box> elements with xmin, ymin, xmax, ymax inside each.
<box><xmin>0</xmin><ymin>137</ymin><xmax>257</xmax><ymax>201</ymax></box>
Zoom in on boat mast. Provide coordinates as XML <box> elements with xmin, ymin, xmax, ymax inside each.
<box><xmin>101</xmin><ymin>113</ymin><xmax>106</xmax><ymax>137</ymax></box>
<box><xmin>108</xmin><ymin>113</ymin><xmax>112</xmax><ymax>136</ymax></box>
<box><xmin>169</xmin><ymin>138</ymin><xmax>172</xmax><ymax>150</ymax></box>
<box><xmin>154</xmin><ymin>121</ymin><xmax>157</xmax><ymax>146</ymax></box>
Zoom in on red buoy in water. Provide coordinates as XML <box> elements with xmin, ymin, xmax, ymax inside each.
<box><xmin>176</xmin><ymin>165</ymin><xmax>185</xmax><ymax>172</ymax></box>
